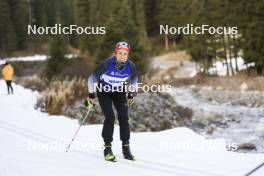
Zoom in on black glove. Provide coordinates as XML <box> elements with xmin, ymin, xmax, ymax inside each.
<box><xmin>127</xmin><ymin>92</ymin><xmax>135</xmax><ymax>106</ymax></box>
<box><xmin>84</xmin><ymin>93</ymin><xmax>95</xmax><ymax>108</ymax></box>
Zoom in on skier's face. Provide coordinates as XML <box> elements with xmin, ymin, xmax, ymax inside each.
<box><xmin>115</xmin><ymin>49</ymin><xmax>129</xmax><ymax>62</ymax></box>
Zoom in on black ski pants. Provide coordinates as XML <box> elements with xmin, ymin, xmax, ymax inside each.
<box><xmin>97</xmin><ymin>90</ymin><xmax>130</xmax><ymax>145</ymax></box>
<box><xmin>5</xmin><ymin>80</ymin><xmax>13</xmax><ymax>94</ymax></box>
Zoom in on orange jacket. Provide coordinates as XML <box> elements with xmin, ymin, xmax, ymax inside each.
<box><xmin>2</xmin><ymin>64</ymin><xmax>14</xmax><ymax>80</ymax></box>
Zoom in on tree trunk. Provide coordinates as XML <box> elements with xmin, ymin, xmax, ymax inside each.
<box><xmin>222</xmin><ymin>34</ymin><xmax>230</xmax><ymax>76</ymax></box>
<box><xmin>227</xmin><ymin>35</ymin><xmax>234</xmax><ymax>76</ymax></box>
<box><xmin>232</xmin><ymin>35</ymin><xmax>239</xmax><ymax>72</ymax></box>
<box><xmin>213</xmin><ymin>39</ymin><xmax>218</xmax><ymax>75</ymax></box>
<box><xmin>172</xmin><ymin>39</ymin><xmax>176</xmax><ymax>49</ymax></box>
<box><xmin>165</xmin><ymin>34</ymin><xmax>169</xmax><ymax>50</ymax></box>
<box><xmin>203</xmin><ymin>47</ymin><xmax>208</xmax><ymax>74</ymax></box>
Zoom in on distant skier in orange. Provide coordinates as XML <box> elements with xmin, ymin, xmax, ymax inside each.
<box><xmin>2</xmin><ymin>62</ymin><xmax>14</xmax><ymax>94</ymax></box>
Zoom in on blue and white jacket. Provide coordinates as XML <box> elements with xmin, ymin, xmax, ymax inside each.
<box><xmin>88</xmin><ymin>56</ymin><xmax>138</xmax><ymax>94</ymax></box>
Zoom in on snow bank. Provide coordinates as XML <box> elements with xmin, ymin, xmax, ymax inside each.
<box><xmin>0</xmin><ymin>54</ymin><xmax>78</xmax><ymax>65</ymax></box>
<box><xmin>208</xmin><ymin>57</ymin><xmax>255</xmax><ymax>76</ymax></box>
<box><xmin>0</xmin><ymin>55</ymin><xmax>47</xmax><ymax>65</ymax></box>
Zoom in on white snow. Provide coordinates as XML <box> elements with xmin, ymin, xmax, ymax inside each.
<box><xmin>255</xmin><ymin>118</ymin><xmax>264</xmax><ymax>137</ymax></box>
<box><xmin>0</xmin><ymin>55</ymin><xmax>47</xmax><ymax>65</ymax></box>
<box><xmin>0</xmin><ymin>80</ymin><xmax>264</xmax><ymax>176</ymax></box>
<box><xmin>0</xmin><ymin>54</ymin><xmax>78</xmax><ymax>65</ymax></box>
<box><xmin>170</xmin><ymin>87</ymin><xmax>264</xmax><ymax>151</ymax></box>
<box><xmin>208</xmin><ymin>57</ymin><xmax>255</xmax><ymax>76</ymax></box>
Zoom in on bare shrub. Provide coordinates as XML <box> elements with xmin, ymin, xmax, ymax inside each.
<box><xmin>37</xmin><ymin>77</ymin><xmax>87</xmax><ymax>115</ymax></box>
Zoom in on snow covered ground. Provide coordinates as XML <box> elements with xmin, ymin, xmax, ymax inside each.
<box><xmin>0</xmin><ymin>54</ymin><xmax>77</xmax><ymax>65</ymax></box>
<box><xmin>0</xmin><ymin>55</ymin><xmax>47</xmax><ymax>65</ymax></box>
<box><xmin>208</xmin><ymin>57</ymin><xmax>255</xmax><ymax>76</ymax></box>
<box><xmin>0</xmin><ymin>80</ymin><xmax>264</xmax><ymax>176</ymax></box>
<box><xmin>150</xmin><ymin>52</ymin><xmax>255</xmax><ymax>79</ymax></box>
<box><xmin>151</xmin><ymin>51</ymin><xmax>197</xmax><ymax>79</ymax></box>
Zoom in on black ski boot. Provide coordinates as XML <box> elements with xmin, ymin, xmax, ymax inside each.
<box><xmin>122</xmin><ymin>143</ymin><xmax>135</xmax><ymax>161</ymax></box>
<box><xmin>104</xmin><ymin>144</ymin><xmax>116</xmax><ymax>162</ymax></box>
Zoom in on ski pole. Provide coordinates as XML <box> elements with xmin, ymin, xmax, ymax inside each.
<box><xmin>65</xmin><ymin>106</ymin><xmax>92</xmax><ymax>152</ymax></box>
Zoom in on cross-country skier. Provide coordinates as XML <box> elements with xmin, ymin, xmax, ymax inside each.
<box><xmin>85</xmin><ymin>41</ymin><xmax>138</xmax><ymax>161</ymax></box>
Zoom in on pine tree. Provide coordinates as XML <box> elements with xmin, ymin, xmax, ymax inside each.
<box><xmin>96</xmin><ymin>0</ymin><xmax>147</xmax><ymax>73</ymax></box>
<box><xmin>0</xmin><ymin>0</ymin><xmax>17</xmax><ymax>54</ymax></box>
<box><xmin>242</xmin><ymin>1</ymin><xmax>264</xmax><ymax>75</ymax></box>
<box><xmin>8</xmin><ymin>0</ymin><xmax>28</xmax><ymax>49</ymax></box>
<box><xmin>46</xmin><ymin>35</ymin><xmax>68</xmax><ymax>79</ymax></box>
<box><xmin>143</xmin><ymin>0</ymin><xmax>159</xmax><ymax>37</ymax></box>
<box><xmin>31</xmin><ymin>0</ymin><xmax>47</xmax><ymax>27</ymax></box>
<box><xmin>130</xmin><ymin>0</ymin><xmax>147</xmax><ymax>44</ymax></box>
<box><xmin>75</xmin><ymin>0</ymin><xmax>90</xmax><ymax>53</ymax></box>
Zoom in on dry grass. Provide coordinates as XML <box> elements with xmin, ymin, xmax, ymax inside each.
<box><xmin>168</xmin><ymin>74</ymin><xmax>264</xmax><ymax>91</ymax></box>
<box><xmin>16</xmin><ymin>75</ymin><xmax>48</xmax><ymax>91</ymax></box>
<box><xmin>37</xmin><ymin>77</ymin><xmax>87</xmax><ymax>115</ymax></box>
